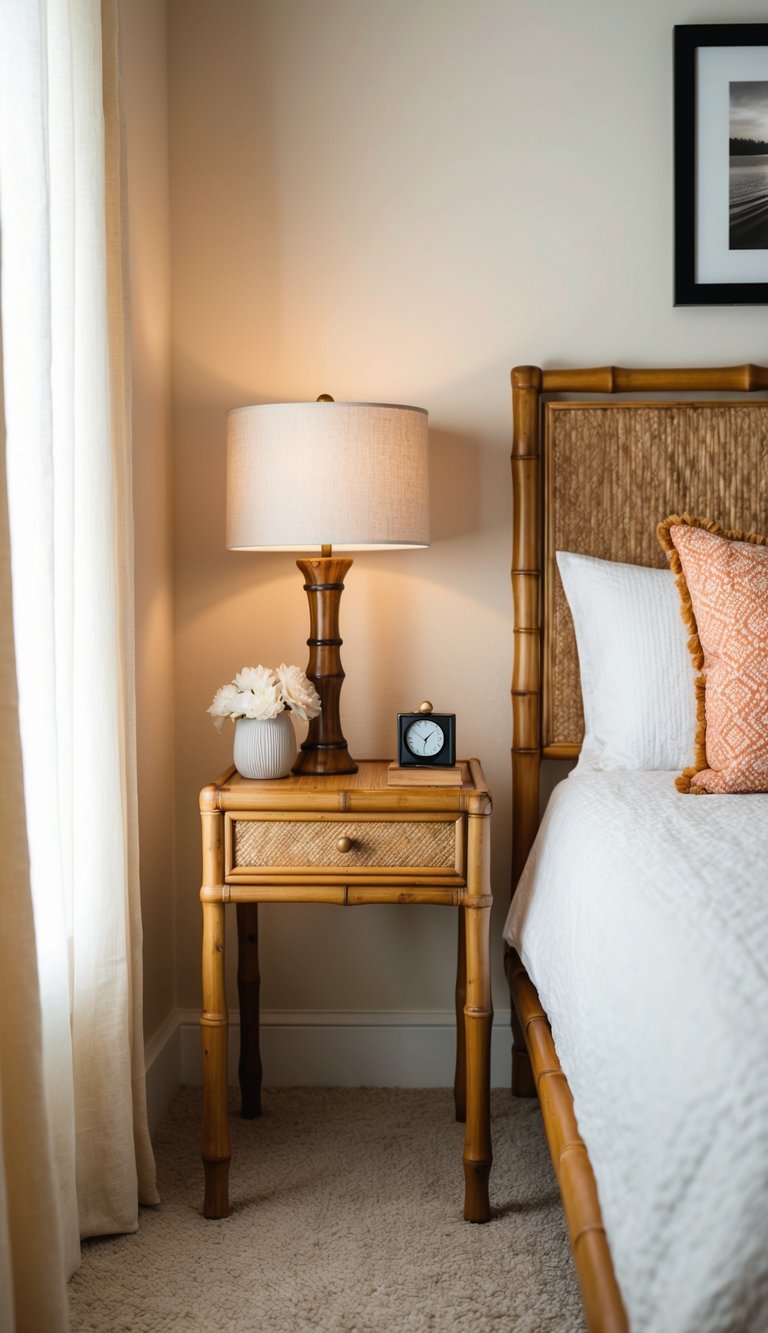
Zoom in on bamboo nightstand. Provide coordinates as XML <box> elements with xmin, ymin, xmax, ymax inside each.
<box><xmin>199</xmin><ymin>759</ymin><xmax>493</xmax><ymax>1223</ymax></box>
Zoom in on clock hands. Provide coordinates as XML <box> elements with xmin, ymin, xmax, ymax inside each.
<box><xmin>408</xmin><ymin>722</ymin><xmax>443</xmax><ymax>755</ymax></box>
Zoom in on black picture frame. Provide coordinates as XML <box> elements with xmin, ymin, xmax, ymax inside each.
<box><xmin>674</xmin><ymin>23</ymin><xmax>768</xmax><ymax>305</ymax></box>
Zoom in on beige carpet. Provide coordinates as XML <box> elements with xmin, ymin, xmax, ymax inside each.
<box><xmin>68</xmin><ymin>1087</ymin><xmax>585</xmax><ymax>1332</ymax></box>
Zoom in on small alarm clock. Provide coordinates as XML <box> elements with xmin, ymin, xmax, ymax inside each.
<box><xmin>397</xmin><ymin>701</ymin><xmax>456</xmax><ymax>767</ymax></box>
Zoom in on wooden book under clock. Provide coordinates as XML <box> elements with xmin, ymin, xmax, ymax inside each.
<box><xmin>387</xmin><ymin>761</ymin><xmax>469</xmax><ymax>788</ymax></box>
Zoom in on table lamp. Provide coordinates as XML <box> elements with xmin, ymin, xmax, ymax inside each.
<box><xmin>226</xmin><ymin>397</ymin><xmax>429</xmax><ymax>776</ymax></box>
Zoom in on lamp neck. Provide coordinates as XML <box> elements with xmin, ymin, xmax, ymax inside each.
<box><xmin>292</xmin><ymin>554</ymin><xmax>357</xmax><ymax>776</ymax></box>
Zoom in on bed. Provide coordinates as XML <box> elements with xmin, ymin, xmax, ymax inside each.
<box><xmin>502</xmin><ymin>364</ymin><xmax>768</xmax><ymax>1333</ymax></box>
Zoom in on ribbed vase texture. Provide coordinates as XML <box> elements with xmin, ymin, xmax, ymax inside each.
<box><xmin>233</xmin><ymin>713</ymin><xmax>296</xmax><ymax>779</ymax></box>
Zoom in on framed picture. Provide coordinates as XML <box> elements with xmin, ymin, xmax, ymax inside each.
<box><xmin>674</xmin><ymin>24</ymin><xmax>768</xmax><ymax>305</ymax></box>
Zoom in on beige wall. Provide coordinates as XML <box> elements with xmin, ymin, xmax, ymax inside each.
<box><xmin>164</xmin><ymin>0</ymin><xmax>767</xmax><ymax>1043</ymax></box>
<box><xmin>121</xmin><ymin>0</ymin><xmax>175</xmax><ymax>1041</ymax></box>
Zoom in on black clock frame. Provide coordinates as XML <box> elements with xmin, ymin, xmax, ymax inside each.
<box><xmin>397</xmin><ymin>712</ymin><xmax>456</xmax><ymax>767</ymax></box>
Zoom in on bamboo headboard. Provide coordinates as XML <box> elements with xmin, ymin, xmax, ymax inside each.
<box><xmin>510</xmin><ymin>364</ymin><xmax>768</xmax><ymax>889</ymax></box>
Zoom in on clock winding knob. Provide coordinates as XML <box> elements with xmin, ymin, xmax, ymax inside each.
<box><xmin>336</xmin><ymin>836</ymin><xmax>353</xmax><ymax>854</ymax></box>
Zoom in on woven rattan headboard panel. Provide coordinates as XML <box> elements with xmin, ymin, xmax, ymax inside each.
<box><xmin>544</xmin><ymin>400</ymin><xmax>768</xmax><ymax>749</ymax></box>
<box><xmin>510</xmin><ymin>364</ymin><xmax>768</xmax><ymax>889</ymax></box>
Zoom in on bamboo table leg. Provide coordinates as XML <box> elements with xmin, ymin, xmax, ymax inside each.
<box><xmin>454</xmin><ymin>907</ymin><xmax>467</xmax><ymax>1123</ymax></box>
<box><xmin>462</xmin><ymin>812</ymin><xmax>493</xmax><ymax>1223</ymax></box>
<box><xmin>236</xmin><ymin>903</ymin><xmax>263</xmax><ymax>1119</ymax></box>
<box><xmin>201</xmin><ymin>896</ymin><xmax>231</xmax><ymax>1218</ymax></box>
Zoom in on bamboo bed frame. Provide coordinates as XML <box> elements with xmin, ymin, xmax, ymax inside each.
<box><xmin>506</xmin><ymin>363</ymin><xmax>768</xmax><ymax>1333</ymax></box>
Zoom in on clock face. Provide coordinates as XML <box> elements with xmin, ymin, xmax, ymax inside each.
<box><xmin>405</xmin><ymin>717</ymin><xmax>446</xmax><ymax>758</ymax></box>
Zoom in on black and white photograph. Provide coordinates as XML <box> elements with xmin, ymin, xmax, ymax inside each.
<box><xmin>729</xmin><ymin>81</ymin><xmax>768</xmax><ymax>249</ymax></box>
<box><xmin>674</xmin><ymin>23</ymin><xmax>768</xmax><ymax>303</ymax></box>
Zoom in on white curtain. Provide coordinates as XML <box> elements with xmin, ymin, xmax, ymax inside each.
<box><xmin>0</xmin><ymin>338</ymin><xmax>70</xmax><ymax>1333</ymax></box>
<box><xmin>0</xmin><ymin>0</ymin><xmax>158</xmax><ymax>1316</ymax></box>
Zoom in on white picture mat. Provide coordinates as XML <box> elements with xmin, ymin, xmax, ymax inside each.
<box><xmin>696</xmin><ymin>45</ymin><xmax>768</xmax><ymax>284</ymax></box>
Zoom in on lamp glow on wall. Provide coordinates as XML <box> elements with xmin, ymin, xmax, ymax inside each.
<box><xmin>226</xmin><ymin>397</ymin><xmax>430</xmax><ymax>776</ymax></box>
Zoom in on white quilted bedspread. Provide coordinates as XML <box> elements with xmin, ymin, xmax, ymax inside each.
<box><xmin>503</xmin><ymin>771</ymin><xmax>768</xmax><ymax>1333</ymax></box>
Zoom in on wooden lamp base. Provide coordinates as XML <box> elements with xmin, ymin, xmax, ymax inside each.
<box><xmin>292</xmin><ymin>555</ymin><xmax>358</xmax><ymax>776</ymax></box>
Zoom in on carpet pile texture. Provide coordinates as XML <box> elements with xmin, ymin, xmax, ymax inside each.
<box><xmin>68</xmin><ymin>1087</ymin><xmax>584</xmax><ymax>1331</ymax></box>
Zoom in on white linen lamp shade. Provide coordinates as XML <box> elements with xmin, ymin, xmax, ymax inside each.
<box><xmin>225</xmin><ymin>398</ymin><xmax>430</xmax><ymax>775</ymax></box>
<box><xmin>226</xmin><ymin>401</ymin><xmax>429</xmax><ymax>550</ymax></box>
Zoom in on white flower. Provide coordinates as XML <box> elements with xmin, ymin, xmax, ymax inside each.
<box><xmin>276</xmin><ymin>663</ymin><xmax>321</xmax><ymax>721</ymax></box>
<box><xmin>234</xmin><ymin>665</ymin><xmax>278</xmax><ymax>694</ymax></box>
<box><xmin>207</xmin><ymin>682</ymin><xmax>244</xmax><ymax>732</ymax></box>
<box><xmin>240</xmin><ymin>679</ymin><xmax>283</xmax><ymax>720</ymax></box>
<box><xmin>235</xmin><ymin>666</ymin><xmax>283</xmax><ymax>719</ymax></box>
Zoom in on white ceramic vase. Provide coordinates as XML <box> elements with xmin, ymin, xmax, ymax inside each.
<box><xmin>233</xmin><ymin>713</ymin><xmax>296</xmax><ymax>779</ymax></box>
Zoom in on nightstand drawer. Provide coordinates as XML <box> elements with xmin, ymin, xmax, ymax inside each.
<box><xmin>226</xmin><ymin>815</ymin><xmax>463</xmax><ymax>878</ymax></box>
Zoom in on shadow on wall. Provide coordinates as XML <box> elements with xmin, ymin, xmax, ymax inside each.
<box><xmin>427</xmin><ymin>427</ymin><xmax>483</xmax><ymax>542</ymax></box>
<box><xmin>172</xmin><ymin>342</ymin><xmax>491</xmax><ymax>607</ymax></box>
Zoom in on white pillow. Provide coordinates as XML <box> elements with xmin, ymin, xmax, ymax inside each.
<box><xmin>556</xmin><ymin>551</ymin><xmax>697</xmax><ymax>773</ymax></box>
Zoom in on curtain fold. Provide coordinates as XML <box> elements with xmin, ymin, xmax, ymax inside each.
<box><xmin>0</xmin><ymin>0</ymin><xmax>158</xmax><ymax>1312</ymax></box>
<box><xmin>102</xmin><ymin>0</ymin><xmax>158</xmax><ymax>1217</ymax></box>
<box><xmin>0</xmin><ymin>319</ymin><xmax>69</xmax><ymax>1333</ymax></box>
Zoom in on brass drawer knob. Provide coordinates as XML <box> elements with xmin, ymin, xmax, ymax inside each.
<box><xmin>336</xmin><ymin>836</ymin><xmax>353</xmax><ymax>854</ymax></box>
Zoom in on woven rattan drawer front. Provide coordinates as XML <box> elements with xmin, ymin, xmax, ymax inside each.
<box><xmin>231</xmin><ymin>818</ymin><xmax>460</xmax><ymax>873</ymax></box>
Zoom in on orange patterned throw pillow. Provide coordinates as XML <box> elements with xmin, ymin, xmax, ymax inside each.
<box><xmin>658</xmin><ymin>516</ymin><xmax>768</xmax><ymax>794</ymax></box>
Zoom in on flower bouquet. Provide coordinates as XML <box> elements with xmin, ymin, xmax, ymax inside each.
<box><xmin>208</xmin><ymin>665</ymin><xmax>321</xmax><ymax>779</ymax></box>
<box><xmin>208</xmin><ymin>664</ymin><xmax>321</xmax><ymax>729</ymax></box>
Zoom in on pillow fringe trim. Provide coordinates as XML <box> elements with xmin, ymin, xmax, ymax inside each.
<box><xmin>658</xmin><ymin>514</ymin><xmax>768</xmax><ymax>794</ymax></box>
<box><xmin>675</xmin><ymin>674</ymin><xmax>707</xmax><ymax>794</ymax></box>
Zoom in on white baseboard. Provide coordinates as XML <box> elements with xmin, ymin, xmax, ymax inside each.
<box><xmin>145</xmin><ymin>1007</ymin><xmax>513</xmax><ymax>1133</ymax></box>
<box><xmin>144</xmin><ymin>1008</ymin><xmax>183</xmax><ymax>1138</ymax></box>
